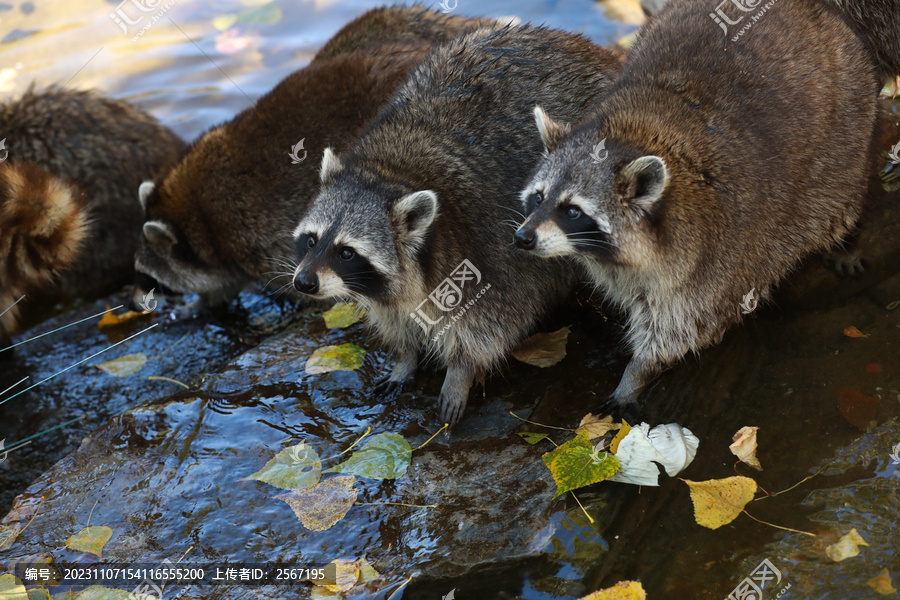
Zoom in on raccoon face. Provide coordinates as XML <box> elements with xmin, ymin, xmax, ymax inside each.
<box><xmin>135</xmin><ymin>180</ymin><xmax>247</xmax><ymax>298</ymax></box>
<box><xmin>514</xmin><ymin>106</ymin><xmax>669</xmax><ymax>267</ymax></box>
<box><xmin>291</xmin><ymin>148</ymin><xmax>437</xmax><ymax>302</ymax></box>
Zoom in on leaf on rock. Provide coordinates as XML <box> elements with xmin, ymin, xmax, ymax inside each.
<box><xmin>325</xmin><ymin>433</ymin><xmax>411</xmax><ymax>479</ymax></box>
<box><xmin>843</xmin><ymin>326</ymin><xmax>870</xmax><ymax>338</ymax></box>
<box><xmin>2</xmin><ymin>496</ymin><xmax>43</xmax><ymax>525</ymax></box>
<box><xmin>0</xmin><ymin>574</ymin><xmax>27</xmax><ymax>600</ymax></box>
<box><xmin>683</xmin><ymin>477</ymin><xmax>757</xmax><ymax>530</ymax></box>
<box><xmin>306</xmin><ymin>344</ymin><xmax>366</xmax><ymax>374</ymax></box>
<box><xmin>609</xmin><ymin>423</ymin><xmax>699</xmax><ymax>486</ymax></box>
<box><xmin>98</xmin><ymin>307</ymin><xmax>145</xmax><ymax>328</ymax></box>
<box><xmin>517</xmin><ymin>432</ymin><xmax>550</xmax><ymax>445</ymax></box>
<box><xmin>323</xmin><ymin>302</ymin><xmax>365</xmax><ymax>329</ymax></box>
<box><xmin>96</xmin><ymin>353</ymin><xmax>147</xmax><ymax>377</ymax></box>
<box><xmin>276</xmin><ymin>476</ymin><xmax>358</xmax><ymax>532</ymax></box>
<box><xmin>65</xmin><ymin>525</ymin><xmax>113</xmax><ymax>557</ymax></box>
<box><xmin>729</xmin><ymin>426</ymin><xmax>762</xmax><ymax>471</ymax></box>
<box><xmin>72</xmin><ymin>586</ymin><xmax>138</xmax><ymax>599</ymax></box>
<box><xmin>574</xmin><ymin>413</ymin><xmax>621</xmax><ymax>440</ymax></box>
<box><xmin>867</xmin><ymin>568</ymin><xmax>897</xmax><ymax>595</ymax></box>
<box><xmin>542</xmin><ymin>432</ymin><xmax>620</xmax><ymax>499</ymax></box>
<box><xmin>826</xmin><ymin>528</ymin><xmax>869</xmax><ymax>562</ymax></box>
<box><xmin>578</xmin><ymin>580</ymin><xmax>647</xmax><ymax>600</ymax></box>
<box><xmin>241</xmin><ymin>443</ymin><xmax>322</xmax><ymax>490</ymax></box>
<box><xmin>511</xmin><ymin>326</ymin><xmax>570</xmax><ymax>368</ymax></box>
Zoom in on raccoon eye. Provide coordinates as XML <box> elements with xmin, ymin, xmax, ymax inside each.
<box><xmin>339</xmin><ymin>247</ymin><xmax>356</xmax><ymax>261</ymax></box>
<box><xmin>307</xmin><ymin>235</ymin><xmax>317</xmax><ymax>248</ymax></box>
<box><xmin>534</xmin><ymin>191</ymin><xmax>544</xmax><ymax>205</ymax></box>
<box><xmin>565</xmin><ymin>206</ymin><xmax>582</xmax><ymax>220</ymax></box>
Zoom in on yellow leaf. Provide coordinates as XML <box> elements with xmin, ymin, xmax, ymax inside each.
<box><xmin>843</xmin><ymin>326</ymin><xmax>870</xmax><ymax>338</ymax></box>
<box><xmin>0</xmin><ymin>573</ymin><xmax>28</xmax><ymax>600</ymax></box>
<box><xmin>826</xmin><ymin>528</ymin><xmax>869</xmax><ymax>562</ymax></box>
<box><xmin>511</xmin><ymin>326</ymin><xmax>570</xmax><ymax>368</ymax></box>
<box><xmin>65</xmin><ymin>526</ymin><xmax>113</xmax><ymax>557</ymax></box>
<box><xmin>96</xmin><ymin>353</ymin><xmax>147</xmax><ymax>377</ymax></box>
<box><xmin>276</xmin><ymin>476</ymin><xmax>358</xmax><ymax>531</ymax></box>
<box><xmin>729</xmin><ymin>426</ymin><xmax>762</xmax><ymax>471</ymax></box>
<box><xmin>321</xmin><ymin>559</ymin><xmax>361</xmax><ymax>593</ymax></box>
<box><xmin>867</xmin><ymin>569</ymin><xmax>897</xmax><ymax>595</ymax></box>
<box><xmin>683</xmin><ymin>477</ymin><xmax>757</xmax><ymax>530</ymax></box>
<box><xmin>597</xmin><ymin>0</ymin><xmax>647</xmax><ymax>25</ymax></box>
<box><xmin>73</xmin><ymin>586</ymin><xmax>138</xmax><ymax>599</ymax></box>
<box><xmin>212</xmin><ymin>14</ymin><xmax>238</xmax><ymax>30</ymax></box>
<box><xmin>578</xmin><ymin>580</ymin><xmax>646</xmax><ymax>600</ymax></box>
<box><xmin>574</xmin><ymin>413</ymin><xmax>622</xmax><ymax>440</ymax></box>
<box><xmin>323</xmin><ymin>302</ymin><xmax>365</xmax><ymax>329</ymax></box>
<box><xmin>610</xmin><ymin>420</ymin><xmax>631</xmax><ymax>454</ymax></box>
<box><xmin>305</xmin><ymin>344</ymin><xmax>366</xmax><ymax>374</ymax></box>
<box><xmin>98</xmin><ymin>307</ymin><xmax>145</xmax><ymax>328</ymax></box>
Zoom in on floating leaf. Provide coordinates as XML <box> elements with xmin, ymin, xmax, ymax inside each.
<box><xmin>241</xmin><ymin>443</ymin><xmax>321</xmax><ymax>491</ymax></box>
<box><xmin>511</xmin><ymin>326</ymin><xmax>570</xmax><ymax>368</ymax></box>
<box><xmin>609</xmin><ymin>423</ymin><xmax>699</xmax><ymax>486</ymax></box>
<box><xmin>682</xmin><ymin>477</ymin><xmax>757</xmax><ymax>530</ymax></box>
<box><xmin>320</xmin><ymin>559</ymin><xmax>362</xmax><ymax>593</ymax></box>
<box><xmin>65</xmin><ymin>526</ymin><xmax>112</xmax><ymax>556</ymax></box>
<box><xmin>0</xmin><ymin>574</ymin><xmax>27</xmax><ymax>600</ymax></box>
<box><xmin>325</xmin><ymin>433</ymin><xmax>411</xmax><ymax>479</ymax></box>
<box><xmin>73</xmin><ymin>586</ymin><xmax>138</xmax><ymax>599</ymax></box>
<box><xmin>867</xmin><ymin>569</ymin><xmax>896</xmax><ymax>595</ymax></box>
<box><xmin>729</xmin><ymin>426</ymin><xmax>762</xmax><ymax>471</ymax></box>
<box><xmin>826</xmin><ymin>528</ymin><xmax>869</xmax><ymax>562</ymax></box>
<box><xmin>843</xmin><ymin>326</ymin><xmax>870</xmax><ymax>338</ymax></box>
<box><xmin>276</xmin><ymin>476</ymin><xmax>358</xmax><ymax>532</ymax></box>
<box><xmin>96</xmin><ymin>353</ymin><xmax>147</xmax><ymax>377</ymax></box>
<box><xmin>574</xmin><ymin>413</ymin><xmax>621</xmax><ymax>440</ymax></box>
<box><xmin>517</xmin><ymin>432</ymin><xmax>550</xmax><ymax>445</ymax></box>
<box><xmin>542</xmin><ymin>432</ymin><xmax>620</xmax><ymax>499</ymax></box>
<box><xmin>310</xmin><ymin>587</ymin><xmax>342</xmax><ymax>600</ymax></box>
<box><xmin>305</xmin><ymin>344</ymin><xmax>366</xmax><ymax>374</ymax></box>
<box><xmin>98</xmin><ymin>307</ymin><xmax>145</xmax><ymax>328</ymax></box>
<box><xmin>357</xmin><ymin>557</ymin><xmax>379</xmax><ymax>584</ymax></box>
<box><xmin>578</xmin><ymin>580</ymin><xmax>646</xmax><ymax>600</ymax></box>
<box><xmin>323</xmin><ymin>302</ymin><xmax>365</xmax><ymax>329</ymax></box>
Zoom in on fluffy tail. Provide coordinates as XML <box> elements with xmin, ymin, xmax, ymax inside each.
<box><xmin>0</xmin><ymin>161</ymin><xmax>88</xmax><ymax>339</ymax></box>
<box><xmin>823</xmin><ymin>0</ymin><xmax>900</xmax><ymax>84</ymax></box>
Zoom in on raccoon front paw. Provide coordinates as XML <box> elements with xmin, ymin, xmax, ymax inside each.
<box><xmin>597</xmin><ymin>394</ymin><xmax>640</xmax><ymax>423</ymax></box>
<box><xmin>372</xmin><ymin>375</ymin><xmax>410</xmax><ymax>399</ymax></box>
<box><xmin>824</xmin><ymin>249</ymin><xmax>867</xmax><ymax>277</ymax></box>
<box><xmin>438</xmin><ymin>392</ymin><xmax>468</xmax><ymax>427</ymax></box>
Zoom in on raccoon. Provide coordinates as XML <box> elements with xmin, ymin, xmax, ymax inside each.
<box><xmin>135</xmin><ymin>6</ymin><xmax>496</xmax><ymax>308</ymax></box>
<box><xmin>823</xmin><ymin>0</ymin><xmax>900</xmax><ymax>84</ymax></box>
<box><xmin>291</xmin><ymin>24</ymin><xmax>621</xmax><ymax>425</ymax></box>
<box><xmin>0</xmin><ymin>87</ymin><xmax>184</xmax><ymax>341</ymax></box>
<box><xmin>514</xmin><ymin>0</ymin><xmax>878</xmax><ymax>409</ymax></box>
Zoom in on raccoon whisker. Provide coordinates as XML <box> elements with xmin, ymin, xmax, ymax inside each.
<box><xmin>499</xmin><ymin>205</ymin><xmax>527</xmax><ymax>221</ymax></box>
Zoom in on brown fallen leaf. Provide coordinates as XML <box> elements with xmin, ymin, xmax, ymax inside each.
<box><xmin>843</xmin><ymin>326</ymin><xmax>870</xmax><ymax>338</ymax></box>
<box><xmin>682</xmin><ymin>476</ymin><xmax>757</xmax><ymax>530</ymax></box>
<box><xmin>867</xmin><ymin>569</ymin><xmax>897</xmax><ymax>595</ymax></box>
<box><xmin>574</xmin><ymin>413</ymin><xmax>622</xmax><ymax>440</ymax></box>
<box><xmin>511</xmin><ymin>326</ymin><xmax>570</xmax><ymax>368</ymax></box>
<box><xmin>729</xmin><ymin>426</ymin><xmax>762</xmax><ymax>471</ymax></box>
<box><xmin>826</xmin><ymin>528</ymin><xmax>869</xmax><ymax>562</ymax></box>
<box><xmin>578</xmin><ymin>580</ymin><xmax>646</xmax><ymax>600</ymax></box>
<box><xmin>98</xmin><ymin>307</ymin><xmax>145</xmax><ymax>328</ymax></box>
<box><xmin>276</xmin><ymin>476</ymin><xmax>358</xmax><ymax>532</ymax></box>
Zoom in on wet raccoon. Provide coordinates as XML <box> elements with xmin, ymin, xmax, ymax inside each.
<box><xmin>136</xmin><ymin>6</ymin><xmax>496</xmax><ymax>308</ymax></box>
<box><xmin>0</xmin><ymin>87</ymin><xmax>184</xmax><ymax>344</ymax></box>
<box><xmin>514</xmin><ymin>0</ymin><xmax>879</xmax><ymax>409</ymax></box>
<box><xmin>292</xmin><ymin>24</ymin><xmax>620</xmax><ymax>425</ymax></box>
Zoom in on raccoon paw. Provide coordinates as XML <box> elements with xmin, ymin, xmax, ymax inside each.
<box><xmin>372</xmin><ymin>375</ymin><xmax>410</xmax><ymax>399</ymax></box>
<box><xmin>824</xmin><ymin>249</ymin><xmax>867</xmax><ymax>277</ymax></box>
<box><xmin>597</xmin><ymin>394</ymin><xmax>641</xmax><ymax>423</ymax></box>
<box><xmin>438</xmin><ymin>392</ymin><xmax>468</xmax><ymax>427</ymax></box>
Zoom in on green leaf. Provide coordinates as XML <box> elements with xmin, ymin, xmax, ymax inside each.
<box><xmin>305</xmin><ymin>344</ymin><xmax>366</xmax><ymax>375</ymax></box>
<box><xmin>323</xmin><ymin>302</ymin><xmax>365</xmax><ymax>329</ymax></box>
<box><xmin>0</xmin><ymin>573</ymin><xmax>28</xmax><ymax>600</ymax></box>
<box><xmin>517</xmin><ymin>432</ymin><xmax>550</xmax><ymax>445</ymax></box>
<box><xmin>325</xmin><ymin>433</ymin><xmax>412</xmax><ymax>480</ymax></box>
<box><xmin>276</xmin><ymin>476</ymin><xmax>358</xmax><ymax>532</ymax></box>
<box><xmin>96</xmin><ymin>353</ymin><xmax>147</xmax><ymax>377</ymax></box>
<box><xmin>236</xmin><ymin>2</ymin><xmax>281</xmax><ymax>25</ymax></box>
<box><xmin>241</xmin><ymin>443</ymin><xmax>321</xmax><ymax>491</ymax></box>
<box><xmin>542</xmin><ymin>432</ymin><xmax>620</xmax><ymax>499</ymax></box>
<box><xmin>65</xmin><ymin>526</ymin><xmax>113</xmax><ymax>557</ymax></box>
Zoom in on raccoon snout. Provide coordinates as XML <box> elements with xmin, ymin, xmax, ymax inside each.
<box><xmin>514</xmin><ymin>228</ymin><xmax>537</xmax><ymax>250</ymax></box>
<box><xmin>292</xmin><ymin>269</ymin><xmax>319</xmax><ymax>295</ymax></box>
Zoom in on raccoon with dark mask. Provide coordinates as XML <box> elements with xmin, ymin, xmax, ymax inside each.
<box><xmin>292</xmin><ymin>24</ymin><xmax>621</xmax><ymax>425</ymax></box>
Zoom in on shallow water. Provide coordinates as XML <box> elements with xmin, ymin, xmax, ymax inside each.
<box><xmin>2</xmin><ymin>1</ymin><xmax>900</xmax><ymax>599</ymax></box>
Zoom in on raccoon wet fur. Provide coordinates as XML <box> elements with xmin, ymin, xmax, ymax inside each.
<box><xmin>291</xmin><ymin>24</ymin><xmax>621</xmax><ymax>425</ymax></box>
<box><xmin>514</xmin><ymin>0</ymin><xmax>879</xmax><ymax>409</ymax></box>
<box><xmin>136</xmin><ymin>6</ymin><xmax>496</xmax><ymax>308</ymax></box>
<box><xmin>0</xmin><ymin>87</ymin><xmax>184</xmax><ymax>343</ymax></box>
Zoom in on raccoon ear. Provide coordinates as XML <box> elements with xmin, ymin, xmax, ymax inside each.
<box><xmin>619</xmin><ymin>156</ymin><xmax>668</xmax><ymax>212</ymax></box>
<box><xmin>320</xmin><ymin>147</ymin><xmax>343</xmax><ymax>183</ymax></box>
<box><xmin>534</xmin><ymin>106</ymin><xmax>571</xmax><ymax>153</ymax></box>
<box><xmin>143</xmin><ymin>220</ymin><xmax>178</xmax><ymax>248</ymax></box>
<box><xmin>138</xmin><ymin>181</ymin><xmax>155</xmax><ymax>210</ymax></box>
<box><xmin>393</xmin><ymin>190</ymin><xmax>438</xmax><ymax>252</ymax></box>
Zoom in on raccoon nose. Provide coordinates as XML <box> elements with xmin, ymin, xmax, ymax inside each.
<box><xmin>514</xmin><ymin>228</ymin><xmax>537</xmax><ymax>250</ymax></box>
<box><xmin>293</xmin><ymin>270</ymin><xmax>319</xmax><ymax>295</ymax></box>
